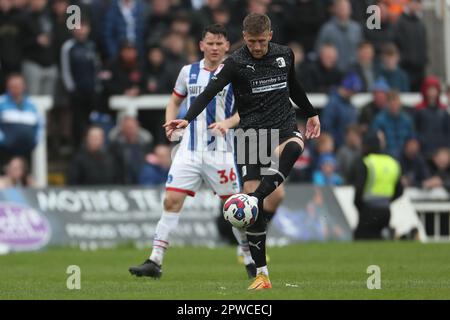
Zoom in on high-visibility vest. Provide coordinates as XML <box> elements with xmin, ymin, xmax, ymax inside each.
<box><xmin>363</xmin><ymin>153</ymin><xmax>401</xmax><ymax>202</ymax></box>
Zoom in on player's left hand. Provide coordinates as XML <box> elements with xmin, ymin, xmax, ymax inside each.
<box><xmin>163</xmin><ymin>119</ymin><xmax>188</xmax><ymax>140</ymax></box>
<box><xmin>208</xmin><ymin>121</ymin><xmax>228</xmax><ymax>136</ymax></box>
<box><xmin>305</xmin><ymin>115</ymin><xmax>321</xmax><ymax>139</ymax></box>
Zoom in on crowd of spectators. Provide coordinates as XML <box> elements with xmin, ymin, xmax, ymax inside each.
<box><xmin>0</xmin><ymin>0</ymin><xmax>449</xmax><ymax>190</ymax></box>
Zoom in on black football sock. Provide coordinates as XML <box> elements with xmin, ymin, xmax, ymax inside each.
<box><xmin>246</xmin><ymin>198</ymin><xmax>267</xmax><ymax>268</ymax></box>
<box><xmin>252</xmin><ymin>141</ymin><xmax>303</xmax><ymax>201</ymax></box>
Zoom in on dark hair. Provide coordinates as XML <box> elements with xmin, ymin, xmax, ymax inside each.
<box><xmin>6</xmin><ymin>72</ymin><xmax>24</xmax><ymax>82</ymax></box>
<box><xmin>243</xmin><ymin>13</ymin><xmax>271</xmax><ymax>34</ymax></box>
<box><xmin>358</xmin><ymin>40</ymin><xmax>374</xmax><ymax>50</ymax></box>
<box><xmin>202</xmin><ymin>24</ymin><xmax>228</xmax><ymax>40</ymax></box>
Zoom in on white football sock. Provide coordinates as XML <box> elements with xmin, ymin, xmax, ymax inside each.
<box><xmin>257</xmin><ymin>266</ymin><xmax>269</xmax><ymax>276</ymax></box>
<box><xmin>232</xmin><ymin>227</ymin><xmax>254</xmax><ymax>265</ymax></box>
<box><xmin>149</xmin><ymin>211</ymin><xmax>180</xmax><ymax>265</ymax></box>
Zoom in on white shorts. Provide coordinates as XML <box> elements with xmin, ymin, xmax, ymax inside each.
<box><xmin>166</xmin><ymin>149</ymin><xmax>241</xmax><ymax>199</ymax></box>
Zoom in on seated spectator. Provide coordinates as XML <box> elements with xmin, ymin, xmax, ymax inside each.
<box><xmin>0</xmin><ymin>156</ymin><xmax>35</xmax><ymax>188</ymax></box>
<box><xmin>139</xmin><ymin>144</ymin><xmax>172</xmax><ymax>186</ymax></box>
<box><xmin>301</xmin><ymin>42</ymin><xmax>342</xmax><ymax>93</ymax></box>
<box><xmin>371</xmin><ymin>90</ymin><xmax>414</xmax><ymax>158</ymax></box>
<box><xmin>109</xmin><ymin>112</ymin><xmax>153</xmax><ymax>184</ymax></box>
<box><xmin>399</xmin><ymin>137</ymin><xmax>430</xmax><ymax>188</ymax></box>
<box><xmin>103</xmin><ymin>0</ymin><xmax>146</xmax><ymax>61</ymax></box>
<box><xmin>358</xmin><ymin>77</ymin><xmax>390</xmax><ymax>133</ymax></box>
<box><xmin>422</xmin><ymin>147</ymin><xmax>450</xmax><ymax>191</ymax></box>
<box><xmin>376</xmin><ymin>43</ymin><xmax>410</xmax><ymax>92</ymax></box>
<box><xmin>414</xmin><ymin>76</ymin><xmax>450</xmax><ymax>158</ymax></box>
<box><xmin>351</xmin><ymin>41</ymin><xmax>377</xmax><ymax>92</ymax></box>
<box><xmin>336</xmin><ymin>124</ymin><xmax>362</xmax><ymax>184</ymax></box>
<box><xmin>0</xmin><ymin>73</ymin><xmax>42</xmax><ymax>167</ymax></box>
<box><xmin>67</xmin><ymin>126</ymin><xmax>121</xmax><ymax>185</ymax></box>
<box><xmin>313</xmin><ymin>153</ymin><xmax>344</xmax><ymax>186</ymax></box>
<box><xmin>321</xmin><ymin>73</ymin><xmax>362</xmax><ymax>149</ymax></box>
<box><xmin>315</xmin><ymin>0</ymin><xmax>362</xmax><ymax>73</ymax></box>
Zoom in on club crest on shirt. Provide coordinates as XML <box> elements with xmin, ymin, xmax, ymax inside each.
<box><xmin>276</xmin><ymin>57</ymin><xmax>286</xmax><ymax>68</ymax></box>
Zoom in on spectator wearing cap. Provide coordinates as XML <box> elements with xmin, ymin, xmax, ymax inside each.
<box><xmin>0</xmin><ymin>74</ymin><xmax>43</xmax><ymax>167</ymax></box>
<box><xmin>103</xmin><ymin>0</ymin><xmax>146</xmax><ymax>61</ymax></box>
<box><xmin>312</xmin><ymin>153</ymin><xmax>343</xmax><ymax>186</ymax></box>
<box><xmin>376</xmin><ymin>42</ymin><xmax>410</xmax><ymax>92</ymax></box>
<box><xmin>414</xmin><ymin>76</ymin><xmax>449</xmax><ymax>158</ymax></box>
<box><xmin>301</xmin><ymin>42</ymin><xmax>343</xmax><ymax>93</ymax></box>
<box><xmin>371</xmin><ymin>90</ymin><xmax>414</xmax><ymax>159</ymax></box>
<box><xmin>394</xmin><ymin>0</ymin><xmax>427</xmax><ymax>91</ymax></box>
<box><xmin>358</xmin><ymin>77</ymin><xmax>390</xmax><ymax>133</ymax></box>
<box><xmin>322</xmin><ymin>72</ymin><xmax>362</xmax><ymax>149</ymax></box>
<box><xmin>315</xmin><ymin>0</ymin><xmax>363</xmax><ymax>73</ymax></box>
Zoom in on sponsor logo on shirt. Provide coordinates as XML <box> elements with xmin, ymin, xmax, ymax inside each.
<box><xmin>250</xmin><ymin>74</ymin><xmax>287</xmax><ymax>94</ymax></box>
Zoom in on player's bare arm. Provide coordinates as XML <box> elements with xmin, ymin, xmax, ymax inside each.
<box><xmin>208</xmin><ymin>112</ymin><xmax>240</xmax><ymax>136</ymax></box>
<box><xmin>164</xmin><ymin>93</ymin><xmax>185</xmax><ymax>140</ymax></box>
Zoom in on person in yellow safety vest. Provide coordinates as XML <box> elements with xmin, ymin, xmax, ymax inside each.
<box><xmin>352</xmin><ymin>130</ymin><xmax>403</xmax><ymax>239</ymax></box>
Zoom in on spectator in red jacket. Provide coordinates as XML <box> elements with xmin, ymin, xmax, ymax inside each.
<box><xmin>415</xmin><ymin>75</ymin><xmax>447</xmax><ymax>110</ymax></box>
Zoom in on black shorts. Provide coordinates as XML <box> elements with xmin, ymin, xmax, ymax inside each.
<box><xmin>234</xmin><ymin>128</ymin><xmax>304</xmax><ymax>183</ymax></box>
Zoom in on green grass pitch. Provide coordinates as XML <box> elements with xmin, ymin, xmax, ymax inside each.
<box><xmin>1</xmin><ymin>242</ymin><xmax>450</xmax><ymax>300</ymax></box>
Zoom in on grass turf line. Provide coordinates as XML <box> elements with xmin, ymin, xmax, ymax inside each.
<box><xmin>1</xmin><ymin>242</ymin><xmax>449</xmax><ymax>299</ymax></box>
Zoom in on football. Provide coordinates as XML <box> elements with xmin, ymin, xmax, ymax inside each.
<box><xmin>223</xmin><ymin>194</ymin><xmax>258</xmax><ymax>228</ymax></box>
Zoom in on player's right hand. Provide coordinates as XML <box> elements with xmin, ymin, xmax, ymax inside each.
<box><xmin>163</xmin><ymin>119</ymin><xmax>188</xmax><ymax>140</ymax></box>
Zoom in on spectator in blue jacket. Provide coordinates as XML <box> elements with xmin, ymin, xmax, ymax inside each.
<box><xmin>313</xmin><ymin>153</ymin><xmax>344</xmax><ymax>186</ymax></box>
<box><xmin>371</xmin><ymin>90</ymin><xmax>414</xmax><ymax>159</ymax></box>
<box><xmin>321</xmin><ymin>72</ymin><xmax>362</xmax><ymax>149</ymax></box>
<box><xmin>103</xmin><ymin>0</ymin><xmax>146</xmax><ymax>61</ymax></box>
<box><xmin>139</xmin><ymin>144</ymin><xmax>171</xmax><ymax>186</ymax></box>
<box><xmin>0</xmin><ymin>73</ymin><xmax>42</xmax><ymax>167</ymax></box>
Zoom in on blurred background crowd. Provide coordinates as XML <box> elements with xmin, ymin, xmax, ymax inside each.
<box><xmin>0</xmin><ymin>0</ymin><xmax>449</xmax><ymax>191</ymax></box>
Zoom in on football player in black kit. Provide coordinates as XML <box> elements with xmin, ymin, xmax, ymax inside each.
<box><xmin>164</xmin><ymin>13</ymin><xmax>321</xmax><ymax>290</ymax></box>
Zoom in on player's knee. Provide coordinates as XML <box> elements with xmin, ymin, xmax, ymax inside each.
<box><xmin>163</xmin><ymin>193</ymin><xmax>185</xmax><ymax>212</ymax></box>
<box><xmin>282</xmin><ymin>140</ymin><xmax>303</xmax><ymax>159</ymax></box>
